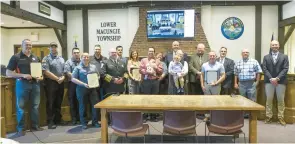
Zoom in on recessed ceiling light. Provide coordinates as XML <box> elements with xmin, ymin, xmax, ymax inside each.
<box><xmin>1</xmin><ymin>22</ymin><xmax>4</xmax><ymax>25</ymax></box>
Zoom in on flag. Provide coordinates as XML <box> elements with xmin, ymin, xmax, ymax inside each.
<box><xmin>74</xmin><ymin>40</ymin><xmax>77</xmax><ymax>48</ymax></box>
<box><xmin>269</xmin><ymin>32</ymin><xmax>274</xmax><ymax>53</ymax></box>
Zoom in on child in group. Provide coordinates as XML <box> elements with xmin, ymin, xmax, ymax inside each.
<box><xmin>144</xmin><ymin>59</ymin><xmax>156</xmax><ymax>80</ymax></box>
<box><xmin>168</xmin><ymin>54</ymin><xmax>185</xmax><ymax>93</ymax></box>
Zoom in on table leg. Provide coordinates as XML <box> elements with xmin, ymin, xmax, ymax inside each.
<box><xmin>249</xmin><ymin>111</ymin><xmax>257</xmax><ymax>143</ymax></box>
<box><xmin>101</xmin><ymin>108</ymin><xmax>108</xmax><ymax>143</ymax></box>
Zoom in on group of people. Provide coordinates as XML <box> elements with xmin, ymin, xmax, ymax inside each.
<box><xmin>6</xmin><ymin>39</ymin><xmax>289</xmax><ymax>137</ymax></box>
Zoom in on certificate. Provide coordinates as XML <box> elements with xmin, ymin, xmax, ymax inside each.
<box><xmin>87</xmin><ymin>73</ymin><xmax>100</xmax><ymax>88</ymax></box>
<box><xmin>30</xmin><ymin>63</ymin><xmax>42</xmax><ymax>78</ymax></box>
<box><xmin>206</xmin><ymin>71</ymin><xmax>218</xmax><ymax>84</ymax></box>
<box><xmin>131</xmin><ymin>68</ymin><xmax>141</xmax><ymax>81</ymax></box>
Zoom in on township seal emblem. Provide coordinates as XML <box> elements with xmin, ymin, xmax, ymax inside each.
<box><xmin>221</xmin><ymin>17</ymin><xmax>244</xmax><ymax>40</ymax></box>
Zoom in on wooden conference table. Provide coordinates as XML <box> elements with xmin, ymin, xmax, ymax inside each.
<box><xmin>94</xmin><ymin>95</ymin><xmax>265</xmax><ymax>143</ymax></box>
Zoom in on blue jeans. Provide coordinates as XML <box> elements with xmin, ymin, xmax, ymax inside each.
<box><xmin>76</xmin><ymin>86</ymin><xmax>99</xmax><ymax>126</ymax></box>
<box><xmin>16</xmin><ymin>79</ymin><xmax>40</xmax><ymax>132</ymax></box>
<box><xmin>239</xmin><ymin>80</ymin><xmax>257</xmax><ymax>102</ymax></box>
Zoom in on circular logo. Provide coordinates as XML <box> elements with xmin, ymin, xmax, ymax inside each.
<box><xmin>221</xmin><ymin>17</ymin><xmax>244</xmax><ymax>40</ymax></box>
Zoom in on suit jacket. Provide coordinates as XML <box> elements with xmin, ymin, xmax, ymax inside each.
<box><xmin>188</xmin><ymin>53</ymin><xmax>209</xmax><ymax>83</ymax></box>
<box><xmin>262</xmin><ymin>53</ymin><xmax>289</xmax><ymax>84</ymax></box>
<box><xmin>164</xmin><ymin>51</ymin><xmax>188</xmax><ymax>67</ymax></box>
<box><xmin>216</xmin><ymin>57</ymin><xmax>235</xmax><ymax>88</ymax></box>
<box><xmin>101</xmin><ymin>58</ymin><xmax>127</xmax><ymax>93</ymax></box>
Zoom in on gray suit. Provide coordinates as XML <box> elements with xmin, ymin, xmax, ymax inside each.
<box><xmin>216</xmin><ymin>57</ymin><xmax>235</xmax><ymax>95</ymax></box>
<box><xmin>188</xmin><ymin>53</ymin><xmax>208</xmax><ymax>94</ymax></box>
<box><xmin>262</xmin><ymin>52</ymin><xmax>289</xmax><ymax>119</ymax></box>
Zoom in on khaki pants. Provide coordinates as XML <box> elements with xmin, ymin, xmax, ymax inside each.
<box><xmin>265</xmin><ymin>83</ymin><xmax>286</xmax><ymax>119</ymax></box>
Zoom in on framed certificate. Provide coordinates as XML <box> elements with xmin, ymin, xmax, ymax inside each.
<box><xmin>131</xmin><ymin>68</ymin><xmax>141</xmax><ymax>81</ymax></box>
<box><xmin>87</xmin><ymin>73</ymin><xmax>100</xmax><ymax>88</ymax></box>
<box><xmin>206</xmin><ymin>71</ymin><xmax>218</xmax><ymax>84</ymax></box>
<box><xmin>30</xmin><ymin>63</ymin><xmax>42</xmax><ymax>78</ymax></box>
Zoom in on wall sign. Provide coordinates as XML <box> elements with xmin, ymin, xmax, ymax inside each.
<box><xmin>38</xmin><ymin>2</ymin><xmax>51</xmax><ymax>16</ymax></box>
<box><xmin>221</xmin><ymin>17</ymin><xmax>244</xmax><ymax>40</ymax></box>
<box><xmin>96</xmin><ymin>22</ymin><xmax>121</xmax><ymax>41</ymax></box>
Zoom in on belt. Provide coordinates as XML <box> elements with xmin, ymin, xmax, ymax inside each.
<box><xmin>18</xmin><ymin>78</ymin><xmax>37</xmax><ymax>83</ymax></box>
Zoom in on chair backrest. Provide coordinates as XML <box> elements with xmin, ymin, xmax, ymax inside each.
<box><xmin>111</xmin><ymin>112</ymin><xmax>143</xmax><ymax>133</ymax></box>
<box><xmin>210</xmin><ymin>110</ymin><xmax>244</xmax><ymax>129</ymax></box>
<box><xmin>163</xmin><ymin>111</ymin><xmax>196</xmax><ymax>130</ymax></box>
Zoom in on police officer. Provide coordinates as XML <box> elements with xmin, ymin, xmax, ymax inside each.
<box><xmin>101</xmin><ymin>48</ymin><xmax>128</xmax><ymax>94</ymax></box>
<box><xmin>71</xmin><ymin>53</ymin><xmax>101</xmax><ymax>129</ymax></box>
<box><xmin>6</xmin><ymin>39</ymin><xmax>44</xmax><ymax>137</ymax></box>
<box><xmin>64</xmin><ymin>47</ymin><xmax>81</xmax><ymax>125</ymax></box>
<box><xmin>42</xmin><ymin>42</ymin><xmax>66</xmax><ymax>129</ymax></box>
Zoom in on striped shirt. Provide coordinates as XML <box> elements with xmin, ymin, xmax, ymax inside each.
<box><xmin>234</xmin><ymin>58</ymin><xmax>262</xmax><ymax>81</ymax></box>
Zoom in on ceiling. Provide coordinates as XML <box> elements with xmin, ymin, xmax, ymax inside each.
<box><xmin>60</xmin><ymin>0</ymin><xmax>137</xmax><ymax>5</ymax></box>
<box><xmin>1</xmin><ymin>14</ymin><xmax>47</xmax><ymax>28</ymax></box>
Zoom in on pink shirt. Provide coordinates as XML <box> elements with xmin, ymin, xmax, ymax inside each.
<box><xmin>139</xmin><ymin>57</ymin><xmax>163</xmax><ymax>80</ymax></box>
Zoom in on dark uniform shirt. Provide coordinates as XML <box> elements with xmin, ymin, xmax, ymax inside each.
<box><xmin>42</xmin><ymin>54</ymin><xmax>65</xmax><ymax>77</ymax></box>
<box><xmin>64</xmin><ymin>58</ymin><xmax>80</xmax><ymax>73</ymax></box>
<box><xmin>72</xmin><ymin>63</ymin><xmax>100</xmax><ymax>85</ymax></box>
<box><xmin>7</xmin><ymin>51</ymin><xmax>40</xmax><ymax>75</ymax></box>
<box><xmin>89</xmin><ymin>55</ymin><xmax>107</xmax><ymax>73</ymax></box>
<box><xmin>101</xmin><ymin>58</ymin><xmax>127</xmax><ymax>93</ymax></box>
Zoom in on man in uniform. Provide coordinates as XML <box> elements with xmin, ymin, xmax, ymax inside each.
<box><xmin>89</xmin><ymin>44</ymin><xmax>108</xmax><ymax>122</ymax></box>
<box><xmin>116</xmin><ymin>45</ymin><xmax>127</xmax><ymax>65</ymax></box>
<box><xmin>101</xmin><ymin>48</ymin><xmax>128</xmax><ymax>94</ymax></box>
<box><xmin>6</xmin><ymin>39</ymin><xmax>44</xmax><ymax>136</ymax></box>
<box><xmin>64</xmin><ymin>47</ymin><xmax>81</xmax><ymax>125</ymax></box>
<box><xmin>42</xmin><ymin>42</ymin><xmax>66</xmax><ymax>129</ymax></box>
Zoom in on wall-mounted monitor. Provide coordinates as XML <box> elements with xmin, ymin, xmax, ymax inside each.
<box><xmin>146</xmin><ymin>9</ymin><xmax>195</xmax><ymax>39</ymax></box>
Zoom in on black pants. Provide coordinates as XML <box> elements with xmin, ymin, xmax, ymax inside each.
<box><xmin>141</xmin><ymin>79</ymin><xmax>160</xmax><ymax>120</ymax></box>
<box><xmin>220</xmin><ymin>87</ymin><xmax>232</xmax><ymax>95</ymax></box>
<box><xmin>44</xmin><ymin>79</ymin><xmax>64</xmax><ymax>123</ymax></box>
<box><xmin>189</xmin><ymin>82</ymin><xmax>204</xmax><ymax>95</ymax></box>
<box><xmin>68</xmin><ymin>82</ymin><xmax>80</xmax><ymax>121</ymax></box>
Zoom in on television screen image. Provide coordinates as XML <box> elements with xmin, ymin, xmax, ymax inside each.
<box><xmin>147</xmin><ymin>10</ymin><xmax>195</xmax><ymax>39</ymax></box>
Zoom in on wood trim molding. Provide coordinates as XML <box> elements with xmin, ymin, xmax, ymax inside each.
<box><xmin>82</xmin><ymin>8</ymin><xmax>89</xmax><ymax>53</ymax></box>
<box><xmin>255</xmin><ymin>5</ymin><xmax>262</xmax><ymax>63</ymax></box>
<box><xmin>1</xmin><ymin>26</ymin><xmax>50</xmax><ymax>29</ymax></box>
<box><xmin>1</xmin><ymin>3</ymin><xmax>66</xmax><ymax>30</ymax></box>
<box><xmin>283</xmin><ymin>24</ymin><xmax>295</xmax><ymax>45</ymax></box>
<box><xmin>43</xmin><ymin>1</ymin><xmax>66</xmax><ymax>11</ymax></box>
<box><xmin>279</xmin><ymin>16</ymin><xmax>295</xmax><ymax>27</ymax></box>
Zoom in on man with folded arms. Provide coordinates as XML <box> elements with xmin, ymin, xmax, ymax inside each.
<box><xmin>262</xmin><ymin>40</ymin><xmax>289</xmax><ymax>126</ymax></box>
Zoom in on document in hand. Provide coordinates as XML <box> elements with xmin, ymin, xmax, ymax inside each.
<box><xmin>87</xmin><ymin>73</ymin><xmax>100</xmax><ymax>88</ymax></box>
<box><xmin>30</xmin><ymin>63</ymin><xmax>42</xmax><ymax>78</ymax></box>
<box><xmin>206</xmin><ymin>71</ymin><xmax>218</xmax><ymax>84</ymax></box>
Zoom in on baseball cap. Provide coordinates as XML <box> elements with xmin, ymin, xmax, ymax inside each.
<box><xmin>50</xmin><ymin>42</ymin><xmax>58</xmax><ymax>47</ymax></box>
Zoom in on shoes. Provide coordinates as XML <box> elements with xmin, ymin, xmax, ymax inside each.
<box><xmin>150</xmin><ymin>117</ymin><xmax>159</xmax><ymax>122</ymax></box>
<box><xmin>264</xmin><ymin>117</ymin><xmax>272</xmax><ymax>124</ymax></box>
<box><xmin>82</xmin><ymin>125</ymin><xmax>88</xmax><ymax>129</ymax></box>
<box><xmin>278</xmin><ymin>118</ymin><xmax>286</xmax><ymax>126</ymax></box>
<box><xmin>15</xmin><ymin>131</ymin><xmax>26</xmax><ymax>137</ymax></box>
<box><xmin>177</xmin><ymin>89</ymin><xmax>181</xmax><ymax>93</ymax></box>
<box><xmin>31</xmin><ymin>127</ymin><xmax>44</xmax><ymax>131</ymax></box>
<box><xmin>56</xmin><ymin>120</ymin><xmax>68</xmax><ymax>125</ymax></box>
<box><xmin>48</xmin><ymin>121</ymin><xmax>57</xmax><ymax>129</ymax></box>
<box><xmin>92</xmin><ymin>123</ymin><xmax>101</xmax><ymax>128</ymax></box>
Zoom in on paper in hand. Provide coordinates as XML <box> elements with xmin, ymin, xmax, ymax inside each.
<box><xmin>87</xmin><ymin>73</ymin><xmax>100</xmax><ymax>88</ymax></box>
<box><xmin>206</xmin><ymin>71</ymin><xmax>218</xmax><ymax>84</ymax></box>
<box><xmin>30</xmin><ymin>63</ymin><xmax>42</xmax><ymax>78</ymax></box>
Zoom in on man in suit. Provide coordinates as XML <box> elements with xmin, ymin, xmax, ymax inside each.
<box><xmin>164</xmin><ymin>41</ymin><xmax>188</xmax><ymax>94</ymax></box>
<box><xmin>262</xmin><ymin>40</ymin><xmax>289</xmax><ymax>126</ymax></box>
<box><xmin>189</xmin><ymin>43</ymin><xmax>208</xmax><ymax>95</ymax></box>
<box><xmin>216</xmin><ymin>47</ymin><xmax>235</xmax><ymax>95</ymax></box>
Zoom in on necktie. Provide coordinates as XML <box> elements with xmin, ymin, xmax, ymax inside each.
<box><xmin>273</xmin><ymin>53</ymin><xmax>277</xmax><ymax>63</ymax></box>
<box><xmin>199</xmin><ymin>56</ymin><xmax>202</xmax><ymax>64</ymax></box>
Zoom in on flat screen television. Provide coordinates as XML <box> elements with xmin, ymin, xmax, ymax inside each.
<box><xmin>146</xmin><ymin>9</ymin><xmax>195</xmax><ymax>39</ymax></box>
